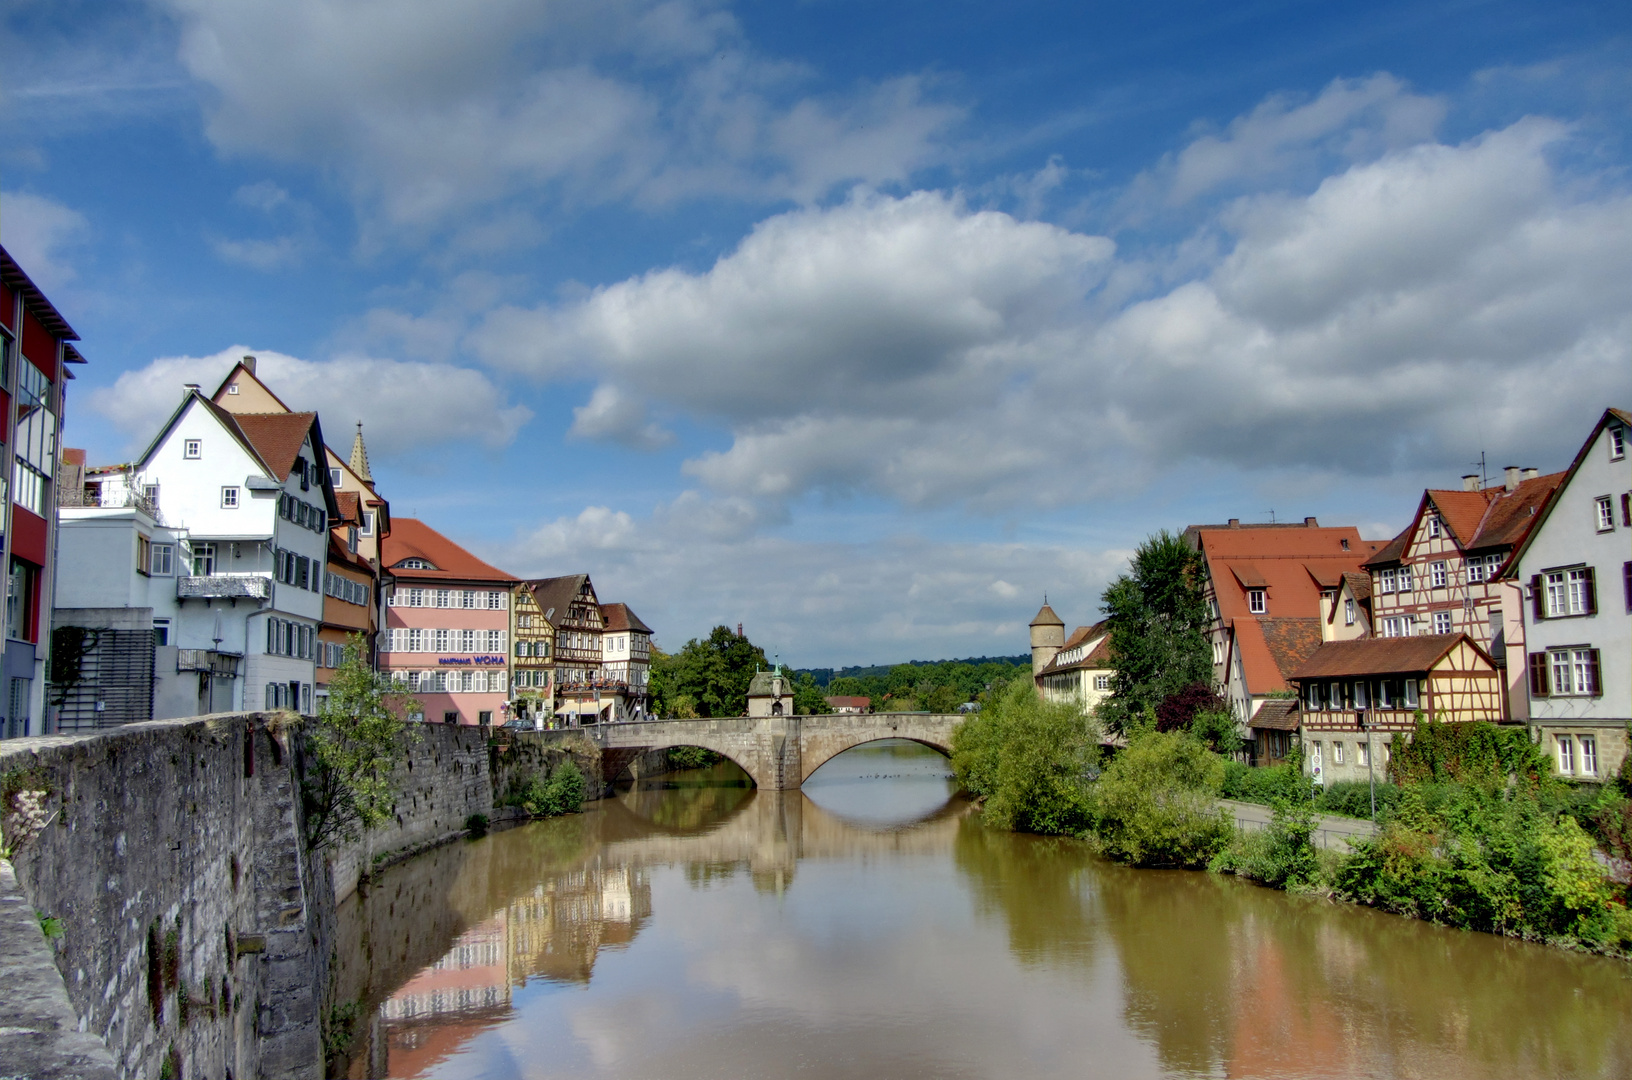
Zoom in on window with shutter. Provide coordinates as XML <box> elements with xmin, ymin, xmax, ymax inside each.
<box><xmin>1586</xmin><ymin>649</ymin><xmax>1601</xmax><ymax>696</ymax></box>
<box><xmin>1529</xmin><ymin>652</ymin><xmax>1549</xmax><ymax>696</ymax></box>
<box><xmin>1582</xmin><ymin>567</ymin><xmax>1598</xmax><ymax>615</ymax></box>
<box><xmin>1531</xmin><ymin>575</ymin><xmax>1545</xmax><ymax>620</ymax></box>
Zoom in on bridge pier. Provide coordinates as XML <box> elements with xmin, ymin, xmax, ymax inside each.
<box><xmin>527</xmin><ymin>713</ymin><xmax>962</xmax><ymax>790</ymax></box>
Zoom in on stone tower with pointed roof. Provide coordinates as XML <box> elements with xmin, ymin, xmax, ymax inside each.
<box><xmin>349</xmin><ymin>421</ymin><xmax>373</xmax><ymax>483</ymax></box>
<box><xmin>1030</xmin><ymin>600</ymin><xmax>1065</xmax><ymax>676</ymax></box>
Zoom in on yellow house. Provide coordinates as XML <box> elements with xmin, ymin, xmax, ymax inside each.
<box><xmin>511</xmin><ymin>583</ymin><xmax>557</xmax><ymax>726</ymax></box>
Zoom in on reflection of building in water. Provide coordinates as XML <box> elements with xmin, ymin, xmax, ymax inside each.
<box><xmin>382</xmin><ymin>914</ymin><xmax>511</xmax><ymax>1021</ymax></box>
<box><xmin>505</xmin><ymin>864</ymin><xmax>653</xmax><ymax>985</ymax></box>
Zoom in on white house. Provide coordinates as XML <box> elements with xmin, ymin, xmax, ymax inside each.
<box><xmin>1501</xmin><ymin>408</ymin><xmax>1632</xmax><ymax>782</ymax></box>
<box><xmin>55</xmin><ymin>389</ymin><xmax>339</xmax><ymax>722</ymax></box>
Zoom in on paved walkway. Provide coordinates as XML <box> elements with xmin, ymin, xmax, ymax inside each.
<box><xmin>1220</xmin><ymin>799</ymin><xmax>1380</xmax><ymax>851</ymax></box>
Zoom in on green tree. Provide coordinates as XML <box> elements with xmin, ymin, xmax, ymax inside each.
<box><xmin>660</xmin><ymin>625</ymin><xmax>768</xmax><ymax>717</ymax></box>
<box><xmin>1097</xmin><ymin>530</ymin><xmax>1213</xmax><ymax>736</ymax></box>
<box><xmin>792</xmin><ymin>672</ymin><xmax>832</xmax><ymax>714</ymax></box>
<box><xmin>952</xmin><ymin>678</ymin><xmax>1098</xmax><ymax>835</ymax></box>
<box><xmin>1089</xmin><ymin>730</ymin><xmax>1232</xmax><ymax>867</ymax></box>
<box><xmin>301</xmin><ymin>635</ymin><xmax>422</xmax><ymax>851</ymax></box>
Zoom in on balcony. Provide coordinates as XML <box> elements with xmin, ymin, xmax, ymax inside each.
<box><xmin>177</xmin><ymin>574</ymin><xmax>271</xmax><ymax>602</ymax></box>
<box><xmin>58</xmin><ymin>485</ymin><xmax>163</xmax><ymax>521</ymax></box>
<box><xmin>177</xmin><ymin>649</ymin><xmax>243</xmax><ymax>676</ymax></box>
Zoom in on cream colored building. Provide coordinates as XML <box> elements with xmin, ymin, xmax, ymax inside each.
<box><xmin>1034</xmin><ymin>621</ymin><xmax>1114</xmax><ymax>714</ymax></box>
<box><xmin>747</xmin><ymin>666</ymin><xmax>792</xmax><ymax>717</ymax></box>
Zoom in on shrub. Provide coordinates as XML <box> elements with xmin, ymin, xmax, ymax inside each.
<box><xmin>1221</xmin><ymin>761</ymin><xmax>1305</xmax><ymax>804</ymax></box>
<box><xmin>1334</xmin><ymin>784</ymin><xmax>1620</xmax><ymax>946</ymax></box>
<box><xmin>464</xmin><ymin>813</ymin><xmax>489</xmax><ymax>837</ymax></box>
<box><xmin>1089</xmin><ymin>731</ymin><xmax>1233</xmax><ymax>867</ymax></box>
<box><xmin>1155</xmin><ymin>683</ymin><xmax>1227</xmax><ymax>733</ymax></box>
<box><xmin>1387</xmin><ymin>717</ymin><xmax>1549</xmax><ymax>787</ymax></box>
<box><xmin>1315</xmin><ymin>780</ymin><xmax>1400</xmax><ymax>820</ymax></box>
<box><xmin>667</xmin><ymin>746</ymin><xmax>720</xmax><ymax>770</ymax></box>
<box><xmin>1212</xmin><ymin>798</ymin><xmax>1321</xmax><ymax>890</ymax></box>
<box><xmin>951</xmin><ymin>678</ymin><xmax>1097</xmax><ymax>836</ymax></box>
<box><xmin>508</xmin><ymin>760</ymin><xmax>586</xmax><ymax>818</ymax></box>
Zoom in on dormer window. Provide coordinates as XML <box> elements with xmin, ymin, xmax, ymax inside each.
<box><xmin>1248</xmin><ymin>589</ymin><xmax>1266</xmax><ymax>614</ymax></box>
<box><xmin>1340</xmin><ymin>538</ymin><xmax>1349</xmax><ymax>551</ymax></box>
<box><xmin>398</xmin><ymin>558</ymin><xmax>435</xmax><ymax>570</ymax></box>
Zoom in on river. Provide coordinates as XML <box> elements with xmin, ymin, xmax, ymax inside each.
<box><xmin>332</xmin><ymin>741</ymin><xmax>1632</xmax><ymax>1079</ymax></box>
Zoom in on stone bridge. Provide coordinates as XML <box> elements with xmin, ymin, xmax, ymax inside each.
<box><xmin>535</xmin><ymin>712</ymin><xmax>964</xmax><ymax>790</ymax></box>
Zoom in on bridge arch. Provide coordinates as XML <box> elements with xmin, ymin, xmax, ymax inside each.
<box><xmin>796</xmin><ymin>714</ymin><xmax>959</xmax><ymax>786</ymax></box>
<box><xmin>600</xmin><ymin>735</ymin><xmax>770</xmax><ymax>790</ymax></box>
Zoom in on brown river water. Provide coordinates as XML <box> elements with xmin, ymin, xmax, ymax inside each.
<box><xmin>332</xmin><ymin>741</ymin><xmax>1632</xmax><ymax>1079</ymax></box>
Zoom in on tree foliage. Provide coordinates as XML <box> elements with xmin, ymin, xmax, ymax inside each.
<box><xmin>1387</xmin><ymin>717</ymin><xmax>1550</xmax><ymax>787</ymax></box>
<box><xmin>791</xmin><ymin>672</ymin><xmax>832</xmax><ymax>714</ymax></box>
<box><xmin>1097</xmin><ymin>531</ymin><xmax>1213</xmax><ymax>736</ymax></box>
<box><xmin>650</xmin><ymin>626</ymin><xmax>767</xmax><ymax>718</ymax></box>
<box><xmin>823</xmin><ymin>659</ymin><xmax>1024</xmax><ymax>710</ymax></box>
<box><xmin>301</xmin><ymin>636</ymin><xmax>422</xmax><ymax>851</ymax></box>
<box><xmin>951</xmin><ymin>678</ymin><xmax>1098</xmax><ymax>835</ymax></box>
<box><xmin>510</xmin><ymin>761</ymin><xmax>586</xmax><ymax>817</ymax></box>
<box><xmin>1089</xmin><ymin>731</ymin><xmax>1232</xmax><ymax>867</ymax></box>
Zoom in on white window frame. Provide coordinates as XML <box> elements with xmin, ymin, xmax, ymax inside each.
<box><xmin>1581</xmin><ymin>736</ymin><xmax>1598</xmax><ymax>776</ymax></box>
<box><xmin>1379</xmin><ymin>568</ymin><xmax>1395</xmax><ymax>594</ymax></box>
<box><xmin>183</xmin><ymin>438</ymin><xmax>202</xmax><ymax>459</ymax></box>
<box><xmin>1427</xmin><ymin>515</ymin><xmax>1441</xmax><ymax>538</ymax></box>
<box><xmin>1558</xmin><ymin>735</ymin><xmax>1574</xmax><ymax>775</ymax></box>
<box><xmin>1597</xmin><ymin>496</ymin><xmax>1615</xmax><ymax>532</ymax></box>
<box><xmin>1247</xmin><ymin>589</ymin><xmax>1266</xmax><ymax>614</ymax></box>
<box><xmin>1344</xmin><ymin>598</ymin><xmax>1356</xmax><ymax>625</ymax></box>
<box><xmin>1433</xmin><ymin>610</ymin><xmax>1453</xmax><ymax>635</ymax></box>
<box><xmin>1611</xmin><ymin>426</ymin><xmax>1626</xmax><ymax>461</ymax></box>
<box><xmin>1548</xmin><ymin>648</ymin><xmax>1599</xmax><ymax>696</ymax></box>
<box><xmin>1431</xmin><ymin>561</ymin><xmax>1447</xmax><ymax>588</ymax></box>
<box><xmin>1468</xmin><ymin>556</ymin><xmax>1485</xmax><ymax>583</ymax></box>
<box><xmin>1334</xmin><ymin>742</ymin><xmax>1345</xmax><ymax>764</ymax></box>
<box><xmin>1404</xmin><ymin>680</ymin><xmax>1419</xmax><ymax>708</ymax></box>
<box><xmin>1093</xmin><ymin>674</ymin><xmax>1110</xmax><ymax>691</ymax></box>
<box><xmin>150</xmin><ymin>543</ymin><xmax>174</xmax><ymax>576</ymax></box>
<box><xmin>153</xmin><ymin>618</ymin><xmax>171</xmax><ymax>647</ymax></box>
<box><xmin>221</xmin><ymin>485</ymin><xmax>239</xmax><ymax>509</ymax></box>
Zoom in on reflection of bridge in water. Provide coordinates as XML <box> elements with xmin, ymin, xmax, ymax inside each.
<box><xmin>536</xmin><ymin>712</ymin><xmax>964</xmax><ymax>789</ymax></box>
<box><xmin>334</xmin><ymin>786</ymin><xmax>970</xmax><ymax>1076</ymax></box>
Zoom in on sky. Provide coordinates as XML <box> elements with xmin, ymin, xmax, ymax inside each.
<box><xmin>3</xmin><ymin>0</ymin><xmax>1630</xmax><ymax>667</ymax></box>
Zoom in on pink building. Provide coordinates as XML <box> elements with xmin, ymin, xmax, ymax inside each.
<box><xmin>380</xmin><ymin>519</ymin><xmax>517</xmax><ymax>726</ymax></box>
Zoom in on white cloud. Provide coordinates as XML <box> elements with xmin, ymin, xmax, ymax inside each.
<box><xmin>83</xmin><ymin>345</ymin><xmax>532</xmax><ymax>457</ymax></box>
<box><xmin>207</xmin><ymin>232</ymin><xmax>307</xmax><ymax>270</ymax></box>
<box><xmin>155</xmin><ymin>0</ymin><xmax>961</xmax><ymax>243</ymax></box>
<box><xmin>484</xmin><ymin>493</ymin><xmax>1127</xmax><ymax>665</ymax></box>
<box><xmin>0</xmin><ymin>190</ymin><xmax>90</xmax><ymax>293</ymax></box>
<box><xmin>468</xmin><ymin>112</ymin><xmax>1632</xmax><ymax>511</ymax></box>
<box><xmin>570</xmin><ymin>384</ymin><xmax>673</xmax><ymax>449</ymax></box>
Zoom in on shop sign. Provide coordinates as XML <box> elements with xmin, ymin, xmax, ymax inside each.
<box><xmin>438</xmin><ymin>655</ymin><xmax>506</xmax><ymax>666</ymax></box>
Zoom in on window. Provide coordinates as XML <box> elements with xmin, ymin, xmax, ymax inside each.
<box><xmin>221</xmin><ymin>486</ymin><xmax>240</xmax><ymax>509</ymax></box>
<box><xmin>1341</xmin><ymin>537</ymin><xmax>1350</xmax><ymax>551</ymax></box>
<box><xmin>137</xmin><ymin>534</ymin><xmax>151</xmax><ymax>576</ymax></box>
<box><xmin>399</xmin><ymin>558</ymin><xmax>433</xmax><ymax>570</ymax></box>
<box><xmin>1597</xmin><ymin>496</ymin><xmax>1615</xmax><ymax>531</ymax></box>
<box><xmin>1431</xmin><ymin>561</ymin><xmax>1447</xmax><ymax>588</ymax></box>
<box><xmin>1582</xmin><ymin>736</ymin><xmax>1598</xmax><ymax>776</ymax></box>
<box><xmin>1304</xmin><ymin>682</ymin><xmax>1323</xmax><ymax>710</ymax></box>
<box><xmin>1377</xmin><ymin>680</ymin><xmax>1393</xmax><ymax>708</ymax></box>
<box><xmin>487</xmin><ymin>591</ymin><xmax>506</xmax><ymax>609</ymax></box>
<box><xmin>1433</xmin><ymin>610</ymin><xmax>1453</xmax><ymax>635</ymax></box>
<box><xmin>1358</xmin><ymin>742</ymin><xmax>1370</xmax><ymax>767</ymax></box>
<box><xmin>153</xmin><ymin>619</ymin><xmax>170</xmax><ymax>647</ymax></box>
<box><xmin>1611</xmin><ymin>426</ymin><xmax>1626</xmax><ymax>460</ymax></box>
<box><xmin>487</xmin><ymin>630</ymin><xmax>505</xmax><ymax>652</ymax></box>
<box><xmin>1334</xmin><ymin>742</ymin><xmax>1345</xmax><ymax>764</ymax></box>
<box><xmin>1540</xmin><ymin>568</ymin><xmax>1596</xmax><ymax>618</ymax></box>
<box><xmin>191</xmin><ymin>542</ymin><xmax>216</xmax><ymax>577</ymax></box>
<box><xmin>1558</xmin><ymin>735</ymin><xmax>1574</xmax><ymax>775</ymax></box>
<box><xmin>1486</xmin><ymin>553</ymin><xmax>1503</xmax><ymax>579</ymax></box>
<box><xmin>150</xmin><ymin>543</ymin><xmax>174</xmax><ymax>576</ymax></box>
<box><xmin>1545</xmin><ymin>648</ymin><xmax>1601</xmax><ymax>697</ymax></box>
<box><xmin>1427</xmin><ymin>514</ymin><xmax>1441</xmax><ymax>538</ymax></box>
<box><xmin>1379</xmin><ymin>569</ymin><xmax>1395</xmax><ymax>594</ymax></box>
<box><xmin>361</xmin><ymin>511</ymin><xmax>375</xmax><ymax>537</ymax></box>
<box><xmin>519</xmin><ymin>614</ymin><xmax>532</xmax><ymax>629</ymax></box>
<box><xmin>184</xmin><ymin>439</ymin><xmax>202</xmax><ymax>459</ymax></box>
<box><xmin>330</xmin><ymin>468</ymin><xmax>342</xmax><ymax>488</ymax></box>
<box><xmin>1344</xmin><ymin>598</ymin><xmax>1356</xmax><ymax>626</ymax></box>
<box><xmin>1247</xmin><ymin>589</ymin><xmax>1266</xmax><ymax>614</ymax></box>
<box><xmin>1468</xmin><ymin>556</ymin><xmax>1485</xmax><ymax>584</ymax></box>
<box><xmin>1094</xmin><ymin>674</ymin><xmax>1110</xmax><ymax>691</ymax></box>
<box><xmin>1398</xmin><ymin>566</ymin><xmax>1413</xmax><ymax>592</ymax></box>
<box><xmin>1404</xmin><ymin>680</ymin><xmax>1419</xmax><ymax>708</ymax></box>
<box><xmin>227</xmin><ymin>384</ymin><xmax>239</xmax><ymax>395</ymax></box>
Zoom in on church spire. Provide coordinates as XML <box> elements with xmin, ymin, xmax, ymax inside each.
<box><xmin>349</xmin><ymin>421</ymin><xmax>373</xmax><ymax>483</ymax></box>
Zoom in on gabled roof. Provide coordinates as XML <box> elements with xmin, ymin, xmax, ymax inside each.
<box><xmin>600</xmin><ymin>602</ymin><xmax>652</xmax><ymax>634</ymax></box>
<box><xmin>1500</xmin><ymin>408</ymin><xmax>1632</xmax><ymax>579</ymax></box>
<box><xmin>1191</xmin><ymin>522</ymin><xmax>1382</xmax><ymax>627</ymax></box>
<box><xmin>1249</xmin><ymin>698</ymin><xmax>1299</xmax><ymax>731</ymax></box>
<box><xmin>1341</xmin><ymin>571</ymin><xmax>1372</xmax><ymax>601</ymax></box>
<box><xmin>332</xmin><ymin>490</ymin><xmax>362</xmax><ymax>526</ymax></box>
<box><xmin>211</xmin><ymin>358</ymin><xmax>293</xmax><ymax>413</ymax></box>
<box><xmin>1369</xmin><ymin>472</ymin><xmax>1564</xmax><ymax>568</ymax></box>
<box><xmin>326</xmin><ymin>533</ymin><xmax>374</xmax><ymax>574</ymax></box>
<box><xmin>1233</xmin><ymin>617</ymin><xmax>1323</xmax><ymax>694</ymax></box>
<box><xmin>1288</xmin><ymin>634</ymin><xmax>1488</xmax><ymax>679</ymax></box>
<box><xmin>233</xmin><ymin>412</ymin><xmax>320</xmax><ymax>482</ymax></box>
<box><xmin>1038</xmin><ymin>622</ymin><xmax>1113</xmax><ymax>675</ymax></box>
<box><xmin>382</xmin><ymin>518</ymin><xmax>516</xmax><ymax>583</ymax></box>
<box><xmin>524</xmin><ymin>575</ymin><xmax>598</xmax><ymax>628</ymax></box>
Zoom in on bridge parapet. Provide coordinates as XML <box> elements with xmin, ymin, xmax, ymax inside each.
<box><xmin>531</xmin><ymin>712</ymin><xmax>964</xmax><ymax>790</ymax></box>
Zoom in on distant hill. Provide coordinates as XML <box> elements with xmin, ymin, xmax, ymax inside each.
<box><xmin>796</xmin><ymin>655</ymin><xmax>1030</xmax><ymax>688</ymax></box>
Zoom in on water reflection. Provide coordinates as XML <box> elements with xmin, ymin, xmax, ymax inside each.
<box><xmin>336</xmin><ymin>742</ymin><xmax>1632</xmax><ymax>1080</ymax></box>
<box><xmin>802</xmin><ymin>739</ymin><xmax>958</xmax><ymax>826</ymax></box>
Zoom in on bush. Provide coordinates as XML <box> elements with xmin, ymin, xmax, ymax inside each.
<box><xmin>1212</xmin><ymin>798</ymin><xmax>1321</xmax><ymax>890</ymax></box>
<box><xmin>1315</xmin><ymin>780</ymin><xmax>1400</xmax><ymax>820</ymax></box>
<box><xmin>951</xmin><ymin>678</ymin><xmax>1098</xmax><ymax>836</ymax></box>
<box><xmin>1089</xmin><ymin>731</ymin><xmax>1233</xmax><ymax>867</ymax></box>
<box><xmin>1221</xmin><ymin>761</ymin><xmax>1306</xmax><ymax>804</ymax></box>
<box><xmin>510</xmin><ymin>761</ymin><xmax>587</xmax><ymax>818</ymax></box>
<box><xmin>667</xmin><ymin>746</ymin><xmax>721</xmax><ymax>770</ymax></box>
<box><xmin>464</xmin><ymin>813</ymin><xmax>489</xmax><ymax>837</ymax></box>
<box><xmin>1387</xmin><ymin>717</ymin><xmax>1549</xmax><ymax>787</ymax></box>
<box><xmin>1334</xmin><ymin>784</ymin><xmax>1620</xmax><ymax>946</ymax></box>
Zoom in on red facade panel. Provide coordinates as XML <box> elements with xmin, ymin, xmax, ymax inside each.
<box><xmin>0</xmin><ymin>281</ymin><xmax>13</xmax><ymax>329</ymax></box>
<box><xmin>20</xmin><ymin>309</ymin><xmax>57</xmax><ymax>383</ymax></box>
<box><xmin>11</xmin><ymin>505</ymin><xmax>48</xmax><ymax>566</ymax></box>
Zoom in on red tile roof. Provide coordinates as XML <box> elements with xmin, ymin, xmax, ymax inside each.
<box><xmin>332</xmin><ymin>490</ymin><xmax>361</xmax><ymax>526</ymax></box>
<box><xmin>383</xmin><ymin>519</ymin><xmax>517</xmax><ymax>583</ymax></box>
<box><xmin>1289</xmin><ymin>634</ymin><xmax>1475</xmax><ymax>679</ymax></box>
<box><xmin>826</xmin><ymin>696</ymin><xmax>871</xmax><ymax>709</ymax></box>
<box><xmin>1365</xmin><ymin>474</ymin><xmax>1564</xmax><ymax>567</ymax></box>
<box><xmin>1193</xmin><ymin>523</ymin><xmax>1382</xmax><ymax>628</ymax></box>
<box><xmin>230</xmin><ymin>411</ymin><xmax>320</xmax><ymax>481</ymax></box>
<box><xmin>1232</xmin><ymin>617</ymin><xmax>1322</xmax><ymax>694</ymax></box>
<box><xmin>1038</xmin><ymin>622</ymin><xmax>1112</xmax><ymax>675</ymax></box>
<box><xmin>600</xmin><ymin>602</ymin><xmax>652</xmax><ymax>634</ymax></box>
<box><xmin>1250</xmin><ymin>698</ymin><xmax>1299</xmax><ymax>731</ymax></box>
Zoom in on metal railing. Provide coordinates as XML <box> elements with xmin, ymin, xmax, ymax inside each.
<box><xmin>177</xmin><ymin>574</ymin><xmax>271</xmax><ymax>601</ymax></box>
<box><xmin>58</xmin><ymin>486</ymin><xmax>162</xmax><ymax>520</ymax></box>
<box><xmin>177</xmin><ymin>649</ymin><xmax>244</xmax><ymax>675</ymax></box>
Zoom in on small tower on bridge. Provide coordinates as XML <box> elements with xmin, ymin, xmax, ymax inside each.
<box><xmin>1030</xmin><ymin>599</ymin><xmax>1065</xmax><ymax>677</ymax></box>
<box><xmin>747</xmin><ymin>665</ymin><xmax>791</xmax><ymax>717</ymax></box>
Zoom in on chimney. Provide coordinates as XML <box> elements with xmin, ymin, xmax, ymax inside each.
<box><xmin>242</xmin><ymin>354</ymin><xmax>257</xmax><ymax>374</ymax></box>
<box><xmin>1461</xmin><ymin>474</ymin><xmax>1480</xmax><ymax>491</ymax></box>
<box><xmin>1503</xmin><ymin>465</ymin><xmax>1520</xmax><ymax>492</ymax></box>
<box><xmin>1304</xmin><ymin>516</ymin><xmax>1318</xmax><ymax>527</ymax></box>
<box><xmin>1521</xmin><ymin>467</ymin><xmax>1538</xmax><ymax>480</ymax></box>
<box><xmin>183</xmin><ymin>383</ymin><xmax>201</xmax><ymax>394</ymax></box>
<box><xmin>1228</xmin><ymin>518</ymin><xmax>1240</xmax><ymax>528</ymax></box>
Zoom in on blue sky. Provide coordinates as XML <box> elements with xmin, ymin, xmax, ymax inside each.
<box><xmin>4</xmin><ymin>0</ymin><xmax>1630</xmax><ymax>666</ymax></box>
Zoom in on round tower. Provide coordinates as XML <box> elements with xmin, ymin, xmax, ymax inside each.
<box><xmin>1030</xmin><ymin>600</ymin><xmax>1065</xmax><ymax>676</ymax></box>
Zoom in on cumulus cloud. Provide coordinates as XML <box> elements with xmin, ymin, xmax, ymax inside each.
<box><xmin>484</xmin><ymin>493</ymin><xmax>1128</xmax><ymax>664</ymax></box>
<box><xmin>570</xmin><ymin>385</ymin><xmax>673</xmax><ymax>449</ymax></box>
<box><xmin>0</xmin><ymin>190</ymin><xmax>90</xmax><ymax>293</ymax></box>
<box><xmin>83</xmin><ymin>345</ymin><xmax>532</xmax><ymax>457</ymax></box>
<box><xmin>155</xmin><ymin>0</ymin><xmax>960</xmax><ymax>243</ymax></box>
<box><xmin>468</xmin><ymin>113</ymin><xmax>1632</xmax><ymax>510</ymax></box>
